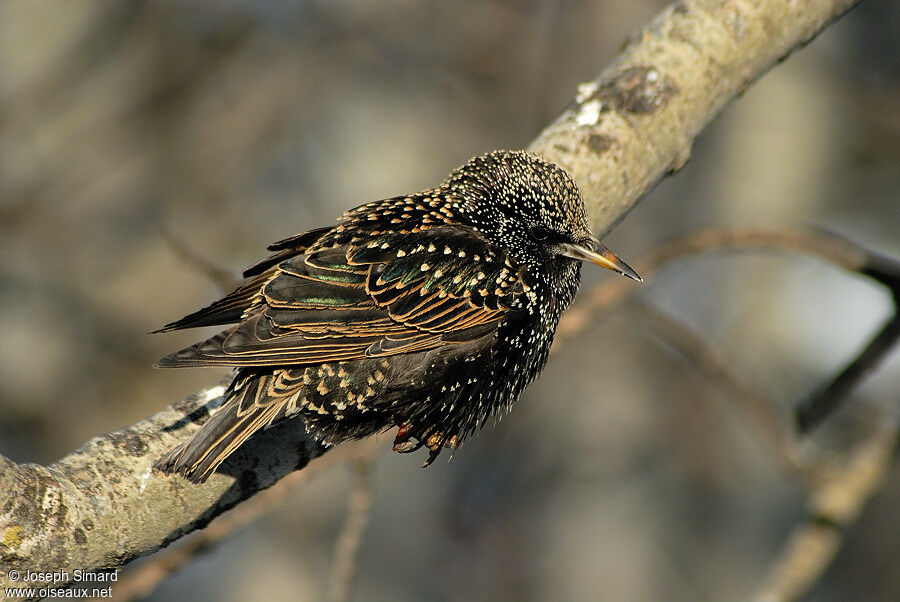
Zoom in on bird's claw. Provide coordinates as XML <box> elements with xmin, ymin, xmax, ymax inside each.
<box><xmin>392</xmin><ymin>422</ymin><xmax>424</xmax><ymax>453</ymax></box>
<box><xmin>392</xmin><ymin>422</ymin><xmax>458</xmax><ymax>466</ymax></box>
<box><xmin>421</xmin><ymin>431</ymin><xmax>459</xmax><ymax>467</ymax></box>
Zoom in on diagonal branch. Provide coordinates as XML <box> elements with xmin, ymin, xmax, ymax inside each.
<box><xmin>753</xmin><ymin>420</ymin><xmax>899</xmax><ymax>602</ymax></box>
<box><xmin>529</xmin><ymin>1</ymin><xmax>862</xmax><ymax>236</ymax></box>
<box><xmin>796</xmin><ymin>252</ymin><xmax>900</xmax><ymax>432</ymax></box>
<box><xmin>328</xmin><ymin>454</ymin><xmax>376</xmax><ymax>602</ymax></box>
<box><xmin>0</xmin><ymin>1</ymin><xmax>862</xmax><ymax>596</ymax></box>
<box><xmin>628</xmin><ymin>299</ymin><xmax>803</xmax><ymax>474</ymax></box>
<box><xmin>556</xmin><ymin>228</ymin><xmax>899</xmax><ymax>601</ymax></box>
<box><xmin>557</xmin><ymin>226</ymin><xmax>900</xmax><ymax>431</ymax></box>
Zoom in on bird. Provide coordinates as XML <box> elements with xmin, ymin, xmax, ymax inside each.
<box><xmin>153</xmin><ymin>150</ymin><xmax>641</xmax><ymax>483</ymax></box>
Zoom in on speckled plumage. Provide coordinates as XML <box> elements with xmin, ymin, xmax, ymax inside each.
<box><xmin>154</xmin><ymin>151</ymin><xmax>640</xmax><ymax>483</ymax></box>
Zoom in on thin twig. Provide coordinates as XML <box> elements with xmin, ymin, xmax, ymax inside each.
<box><xmin>796</xmin><ymin>253</ymin><xmax>900</xmax><ymax>432</ymax></box>
<box><xmin>551</xmin><ymin>226</ymin><xmax>900</xmax><ymax>601</ymax></box>
<box><xmin>628</xmin><ymin>299</ymin><xmax>805</xmax><ymax>476</ymax></box>
<box><xmin>796</xmin><ymin>312</ymin><xmax>900</xmax><ymax>433</ymax></box>
<box><xmin>557</xmin><ymin>226</ymin><xmax>900</xmax><ymax>432</ymax></box>
<box><xmin>161</xmin><ymin>228</ymin><xmax>241</xmax><ymax>293</ymax></box>
<box><xmin>637</xmin><ymin>227</ymin><xmax>871</xmax><ymax>274</ymax></box>
<box><xmin>328</xmin><ymin>453</ymin><xmax>376</xmax><ymax>602</ymax></box>
<box><xmin>753</xmin><ymin>419</ymin><xmax>899</xmax><ymax>602</ymax></box>
<box><xmin>559</xmin><ymin>226</ymin><xmax>872</xmax><ymax>343</ymax></box>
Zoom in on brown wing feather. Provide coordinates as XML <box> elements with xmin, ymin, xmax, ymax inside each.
<box><xmin>242</xmin><ymin>226</ymin><xmax>334</xmax><ymax>277</ymax></box>
<box><xmin>151</xmin><ymin>272</ymin><xmax>273</xmax><ymax>333</ymax></box>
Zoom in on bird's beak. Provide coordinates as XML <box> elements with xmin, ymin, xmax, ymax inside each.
<box><xmin>557</xmin><ymin>236</ymin><xmax>642</xmax><ymax>282</ymax></box>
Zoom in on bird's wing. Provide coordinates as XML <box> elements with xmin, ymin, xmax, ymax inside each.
<box><xmin>156</xmin><ymin>226</ymin><xmax>528</xmax><ymax>368</ymax></box>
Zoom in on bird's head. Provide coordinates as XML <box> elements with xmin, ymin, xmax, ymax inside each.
<box><xmin>444</xmin><ymin>150</ymin><xmax>641</xmax><ymax>282</ymax></box>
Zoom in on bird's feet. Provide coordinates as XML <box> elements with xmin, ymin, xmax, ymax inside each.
<box><xmin>392</xmin><ymin>422</ymin><xmax>422</xmax><ymax>453</ymax></box>
<box><xmin>392</xmin><ymin>422</ymin><xmax>458</xmax><ymax>467</ymax></box>
<box><xmin>423</xmin><ymin>431</ymin><xmax>459</xmax><ymax>467</ymax></box>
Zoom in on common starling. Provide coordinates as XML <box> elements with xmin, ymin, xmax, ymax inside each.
<box><xmin>154</xmin><ymin>150</ymin><xmax>641</xmax><ymax>483</ymax></box>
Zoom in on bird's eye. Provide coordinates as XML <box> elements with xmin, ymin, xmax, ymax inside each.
<box><xmin>530</xmin><ymin>225</ymin><xmax>551</xmax><ymax>241</ymax></box>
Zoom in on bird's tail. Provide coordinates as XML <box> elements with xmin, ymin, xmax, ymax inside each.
<box><xmin>154</xmin><ymin>376</ymin><xmax>285</xmax><ymax>483</ymax></box>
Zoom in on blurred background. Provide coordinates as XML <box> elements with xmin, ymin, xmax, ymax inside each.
<box><xmin>1</xmin><ymin>1</ymin><xmax>898</xmax><ymax>600</ymax></box>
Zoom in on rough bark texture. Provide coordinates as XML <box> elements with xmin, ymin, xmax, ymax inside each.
<box><xmin>0</xmin><ymin>0</ymin><xmax>860</xmax><ymax>597</ymax></box>
<box><xmin>0</xmin><ymin>383</ymin><xmax>326</xmax><ymax>598</ymax></box>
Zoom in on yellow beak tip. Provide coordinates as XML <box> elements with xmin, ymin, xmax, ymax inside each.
<box><xmin>557</xmin><ymin>239</ymin><xmax>642</xmax><ymax>283</ymax></box>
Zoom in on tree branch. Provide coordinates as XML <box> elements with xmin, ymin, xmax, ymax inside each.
<box><xmin>796</xmin><ymin>251</ymin><xmax>900</xmax><ymax>431</ymax></box>
<box><xmin>556</xmin><ymin>226</ymin><xmax>900</xmax><ymax>432</ymax></box>
<box><xmin>328</xmin><ymin>454</ymin><xmax>376</xmax><ymax>602</ymax></box>
<box><xmin>0</xmin><ymin>0</ymin><xmax>862</xmax><ymax>597</ymax></box>
<box><xmin>1</xmin><ymin>382</ymin><xmax>326</xmax><ymax>598</ymax></box>
<box><xmin>754</xmin><ymin>420</ymin><xmax>899</xmax><ymax>602</ymax></box>
<box><xmin>108</xmin><ymin>437</ymin><xmax>383</xmax><ymax>602</ymax></box>
<box><xmin>529</xmin><ymin>0</ymin><xmax>861</xmax><ymax>236</ymax></box>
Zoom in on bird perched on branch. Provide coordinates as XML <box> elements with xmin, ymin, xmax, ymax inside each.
<box><xmin>154</xmin><ymin>150</ymin><xmax>641</xmax><ymax>483</ymax></box>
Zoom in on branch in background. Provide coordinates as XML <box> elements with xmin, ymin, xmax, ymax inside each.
<box><xmin>328</xmin><ymin>454</ymin><xmax>376</xmax><ymax>602</ymax></box>
<box><xmin>627</xmin><ymin>299</ymin><xmax>803</xmax><ymax>475</ymax></box>
<box><xmin>0</xmin><ymin>0</ymin><xmax>864</xmax><ymax>596</ymax></box>
<box><xmin>559</xmin><ymin>225</ymin><xmax>900</xmax><ymax>448</ymax></box>
<box><xmin>554</xmin><ymin>226</ymin><xmax>900</xmax><ymax>601</ymax></box>
<box><xmin>639</xmin><ymin>228</ymin><xmax>900</xmax><ymax>434</ymax></box>
<box><xmin>625</xmin><ymin>302</ymin><xmax>900</xmax><ymax>602</ymax></box>
<box><xmin>753</xmin><ymin>422</ymin><xmax>899</xmax><ymax>602</ymax></box>
<box><xmin>562</xmin><ymin>226</ymin><xmax>900</xmax><ymax>431</ymax></box>
<box><xmin>796</xmin><ymin>252</ymin><xmax>900</xmax><ymax>432</ymax></box>
<box><xmin>161</xmin><ymin>228</ymin><xmax>242</xmax><ymax>293</ymax></box>
<box><xmin>558</xmin><ymin>226</ymin><xmax>895</xmax><ymax>351</ymax></box>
